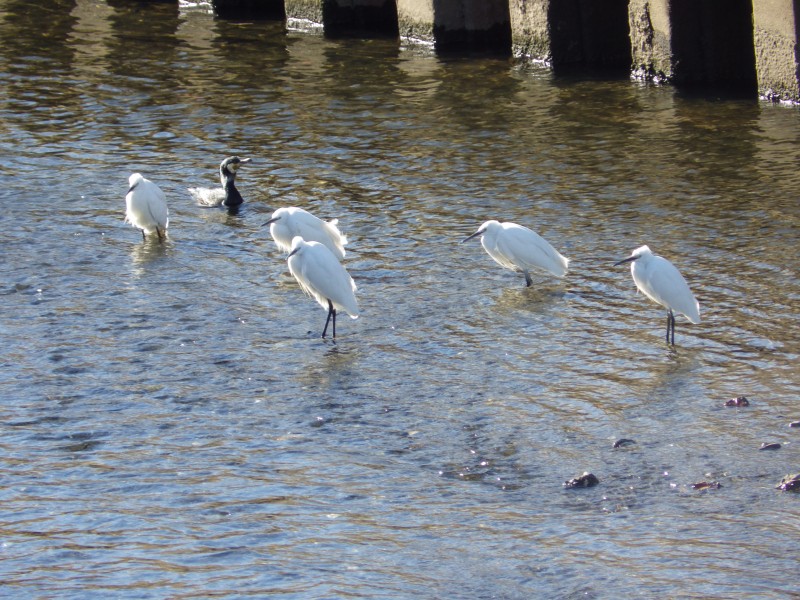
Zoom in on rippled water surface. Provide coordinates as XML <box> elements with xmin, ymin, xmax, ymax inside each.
<box><xmin>2</xmin><ymin>1</ymin><xmax>800</xmax><ymax>598</ymax></box>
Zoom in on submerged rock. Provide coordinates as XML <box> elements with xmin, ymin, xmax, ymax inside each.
<box><xmin>613</xmin><ymin>438</ymin><xmax>636</xmax><ymax>448</ymax></box>
<box><xmin>691</xmin><ymin>481</ymin><xmax>722</xmax><ymax>490</ymax></box>
<box><xmin>725</xmin><ymin>396</ymin><xmax>750</xmax><ymax>407</ymax></box>
<box><xmin>789</xmin><ymin>421</ymin><xmax>800</xmax><ymax>428</ymax></box>
<box><xmin>759</xmin><ymin>443</ymin><xmax>782</xmax><ymax>451</ymax></box>
<box><xmin>776</xmin><ymin>474</ymin><xmax>800</xmax><ymax>492</ymax></box>
<box><xmin>563</xmin><ymin>472</ymin><xmax>599</xmax><ymax>488</ymax></box>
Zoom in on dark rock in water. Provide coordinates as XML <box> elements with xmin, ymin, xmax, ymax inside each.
<box><xmin>759</xmin><ymin>442</ymin><xmax>782</xmax><ymax>451</ymax></box>
<box><xmin>725</xmin><ymin>396</ymin><xmax>750</xmax><ymax>407</ymax></box>
<box><xmin>790</xmin><ymin>421</ymin><xmax>800</xmax><ymax>428</ymax></box>
<box><xmin>563</xmin><ymin>472</ymin><xmax>599</xmax><ymax>488</ymax></box>
<box><xmin>776</xmin><ymin>474</ymin><xmax>800</xmax><ymax>492</ymax></box>
<box><xmin>613</xmin><ymin>438</ymin><xmax>636</xmax><ymax>448</ymax></box>
<box><xmin>691</xmin><ymin>481</ymin><xmax>722</xmax><ymax>490</ymax></box>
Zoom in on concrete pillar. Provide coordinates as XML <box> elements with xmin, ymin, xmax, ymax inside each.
<box><xmin>628</xmin><ymin>0</ymin><xmax>673</xmax><ymax>81</ymax></box>
<box><xmin>397</xmin><ymin>0</ymin><xmax>511</xmax><ymax>53</ymax></box>
<box><xmin>509</xmin><ymin>0</ymin><xmax>550</xmax><ymax>59</ymax></box>
<box><xmin>211</xmin><ymin>0</ymin><xmax>286</xmax><ymax>19</ymax></box>
<box><xmin>630</xmin><ymin>0</ymin><xmax>761</xmax><ymax>93</ymax></box>
<box><xmin>397</xmin><ymin>0</ymin><xmax>435</xmax><ymax>41</ymax></box>
<box><xmin>753</xmin><ymin>0</ymin><xmax>800</xmax><ymax>102</ymax></box>
<box><xmin>285</xmin><ymin>0</ymin><xmax>323</xmax><ymax>23</ymax></box>
<box><xmin>511</xmin><ymin>0</ymin><xmax>630</xmax><ymax>71</ymax></box>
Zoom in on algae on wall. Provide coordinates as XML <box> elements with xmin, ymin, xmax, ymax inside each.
<box><xmin>509</xmin><ymin>0</ymin><xmax>552</xmax><ymax>60</ymax></box>
<box><xmin>628</xmin><ymin>0</ymin><xmax>673</xmax><ymax>82</ymax></box>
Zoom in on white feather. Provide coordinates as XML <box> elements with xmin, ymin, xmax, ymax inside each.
<box><xmin>267</xmin><ymin>206</ymin><xmax>348</xmax><ymax>261</ymax></box>
<box><xmin>464</xmin><ymin>220</ymin><xmax>569</xmax><ymax>284</ymax></box>
<box><xmin>125</xmin><ymin>173</ymin><xmax>169</xmax><ymax>240</ymax></box>
<box><xmin>288</xmin><ymin>236</ymin><xmax>359</xmax><ymax>319</ymax></box>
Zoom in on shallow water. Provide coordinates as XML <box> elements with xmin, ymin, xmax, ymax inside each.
<box><xmin>1</xmin><ymin>1</ymin><xmax>799</xmax><ymax>598</ymax></box>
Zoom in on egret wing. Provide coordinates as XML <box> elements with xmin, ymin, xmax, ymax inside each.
<box><xmin>293</xmin><ymin>213</ymin><xmax>346</xmax><ymax>260</ymax></box>
<box><xmin>497</xmin><ymin>224</ymin><xmax>568</xmax><ymax>277</ymax></box>
<box><xmin>481</xmin><ymin>227</ymin><xmax>518</xmax><ymax>271</ymax></box>
<box><xmin>127</xmin><ymin>178</ymin><xmax>168</xmax><ymax>233</ymax></box>
<box><xmin>289</xmin><ymin>243</ymin><xmax>358</xmax><ymax>317</ymax></box>
<box><xmin>634</xmin><ymin>256</ymin><xmax>700</xmax><ymax>323</ymax></box>
<box><xmin>146</xmin><ymin>181</ymin><xmax>169</xmax><ymax>227</ymax></box>
<box><xmin>321</xmin><ymin>218</ymin><xmax>347</xmax><ymax>257</ymax></box>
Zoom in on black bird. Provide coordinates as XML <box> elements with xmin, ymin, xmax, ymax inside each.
<box><xmin>189</xmin><ymin>156</ymin><xmax>251</xmax><ymax>208</ymax></box>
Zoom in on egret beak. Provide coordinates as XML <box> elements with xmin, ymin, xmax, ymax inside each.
<box><xmin>288</xmin><ymin>247</ymin><xmax>300</xmax><ymax>258</ymax></box>
<box><xmin>462</xmin><ymin>229</ymin><xmax>485</xmax><ymax>243</ymax></box>
<box><xmin>238</xmin><ymin>158</ymin><xmax>251</xmax><ymax>165</ymax></box>
<box><xmin>262</xmin><ymin>215</ymin><xmax>281</xmax><ymax>227</ymax></box>
<box><xmin>614</xmin><ymin>255</ymin><xmax>638</xmax><ymax>266</ymax></box>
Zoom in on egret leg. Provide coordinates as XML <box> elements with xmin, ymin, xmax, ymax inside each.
<box><xmin>671</xmin><ymin>312</ymin><xmax>676</xmax><ymax>346</ymax></box>
<box><xmin>140</xmin><ymin>229</ymin><xmax>146</xmax><ymax>241</ymax></box>
<box><xmin>156</xmin><ymin>227</ymin><xmax>164</xmax><ymax>243</ymax></box>
<box><xmin>666</xmin><ymin>310</ymin><xmax>675</xmax><ymax>345</ymax></box>
<box><xmin>321</xmin><ymin>300</ymin><xmax>335</xmax><ymax>338</ymax></box>
<box><xmin>524</xmin><ymin>271</ymin><xmax>532</xmax><ymax>287</ymax></box>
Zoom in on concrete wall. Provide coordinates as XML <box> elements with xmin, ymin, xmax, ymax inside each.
<box><xmin>628</xmin><ymin>0</ymin><xmax>797</xmax><ymax>99</ymax></box>
<box><xmin>508</xmin><ymin>0</ymin><xmax>549</xmax><ymax>59</ymax></box>
<box><xmin>628</xmin><ymin>0</ymin><xmax>673</xmax><ymax>81</ymax></box>
<box><xmin>752</xmin><ymin>0</ymin><xmax>800</xmax><ymax>101</ymax></box>
<box><xmin>285</xmin><ymin>0</ymin><xmax>323</xmax><ymax>23</ymax></box>
<box><xmin>396</xmin><ymin>0</ymin><xmax>435</xmax><ymax>41</ymax></box>
<box><xmin>218</xmin><ymin>0</ymin><xmax>800</xmax><ymax>101</ymax></box>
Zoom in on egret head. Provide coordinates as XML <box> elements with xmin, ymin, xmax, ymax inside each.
<box><xmin>127</xmin><ymin>173</ymin><xmax>144</xmax><ymax>194</ymax></box>
<box><xmin>462</xmin><ymin>220</ymin><xmax>499</xmax><ymax>243</ymax></box>
<box><xmin>287</xmin><ymin>235</ymin><xmax>305</xmax><ymax>257</ymax></box>
<box><xmin>615</xmin><ymin>245</ymin><xmax>652</xmax><ymax>266</ymax></box>
<box><xmin>262</xmin><ymin>208</ymin><xmax>285</xmax><ymax>227</ymax></box>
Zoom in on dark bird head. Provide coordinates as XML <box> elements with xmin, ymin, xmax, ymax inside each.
<box><xmin>219</xmin><ymin>156</ymin><xmax>251</xmax><ymax>183</ymax></box>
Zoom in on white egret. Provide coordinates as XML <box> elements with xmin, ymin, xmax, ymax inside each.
<box><xmin>125</xmin><ymin>173</ymin><xmax>169</xmax><ymax>242</ymax></box>
<box><xmin>462</xmin><ymin>220</ymin><xmax>569</xmax><ymax>286</ymax></box>
<box><xmin>263</xmin><ymin>206</ymin><xmax>348</xmax><ymax>261</ymax></box>
<box><xmin>615</xmin><ymin>245</ymin><xmax>700</xmax><ymax>345</ymax></box>
<box><xmin>287</xmin><ymin>236</ymin><xmax>359</xmax><ymax>339</ymax></box>
<box><xmin>188</xmin><ymin>156</ymin><xmax>251</xmax><ymax>209</ymax></box>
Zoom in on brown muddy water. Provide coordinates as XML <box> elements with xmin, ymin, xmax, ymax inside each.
<box><xmin>1</xmin><ymin>1</ymin><xmax>799</xmax><ymax>598</ymax></box>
